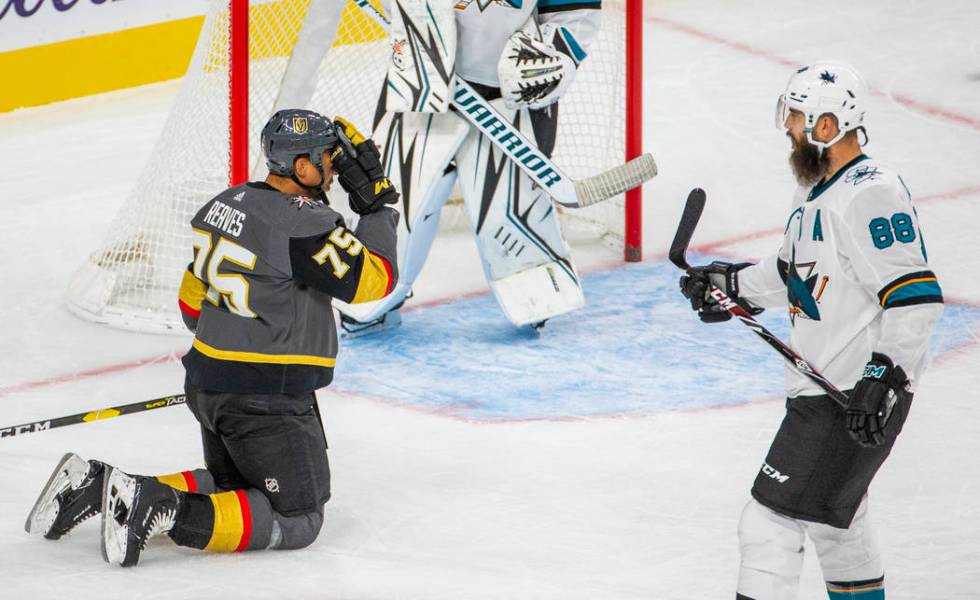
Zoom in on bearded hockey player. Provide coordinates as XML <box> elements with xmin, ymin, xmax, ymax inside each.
<box><xmin>680</xmin><ymin>62</ymin><xmax>943</xmax><ymax>599</ymax></box>
<box><xmin>336</xmin><ymin>0</ymin><xmax>601</xmax><ymax>333</ymax></box>
<box><xmin>25</xmin><ymin>109</ymin><xmax>399</xmax><ymax>566</ymax></box>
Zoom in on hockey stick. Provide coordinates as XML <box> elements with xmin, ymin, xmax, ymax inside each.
<box><xmin>670</xmin><ymin>188</ymin><xmax>849</xmax><ymax>407</ymax></box>
<box><xmin>354</xmin><ymin>0</ymin><xmax>657</xmax><ymax>208</ymax></box>
<box><xmin>452</xmin><ymin>80</ymin><xmax>657</xmax><ymax>207</ymax></box>
<box><xmin>0</xmin><ymin>393</ymin><xmax>187</xmax><ymax>439</ymax></box>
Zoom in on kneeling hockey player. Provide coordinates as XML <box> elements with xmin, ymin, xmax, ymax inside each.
<box><xmin>26</xmin><ymin>109</ymin><xmax>399</xmax><ymax>566</ymax></box>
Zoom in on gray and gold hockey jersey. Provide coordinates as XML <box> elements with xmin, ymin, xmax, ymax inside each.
<box><xmin>178</xmin><ymin>182</ymin><xmax>398</xmax><ymax>393</ymax></box>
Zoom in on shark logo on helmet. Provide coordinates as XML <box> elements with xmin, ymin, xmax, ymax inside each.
<box><xmin>819</xmin><ymin>70</ymin><xmax>837</xmax><ymax>84</ymax></box>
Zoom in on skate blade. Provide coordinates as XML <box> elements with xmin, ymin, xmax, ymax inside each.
<box><xmin>340</xmin><ymin>310</ymin><xmax>403</xmax><ymax>338</ymax></box>
<box><xmin>100</xmin><ymin>466</ymin><xmax>134</xmax><ymax>566</ymax></box>
<box><xmin>25</xmin><ymin>452</ymin><xmax>88</xmax><ymax>537</ymax></box>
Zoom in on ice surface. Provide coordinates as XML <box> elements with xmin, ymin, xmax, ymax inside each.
<box><xmin>334</xmin><ymin>257</ymin><xmax>980</xmax><ymax>421</ymax></box>
<box><xmin>1</xmin><ymin>1</ymin><xmax>979</xmax><ymax>598</ymax></box>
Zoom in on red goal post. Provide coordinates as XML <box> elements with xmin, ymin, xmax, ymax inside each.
<box><xmin>624</xmin><ymin>0</ymin><xmax>643</xmax><ymax>262</ymax></box>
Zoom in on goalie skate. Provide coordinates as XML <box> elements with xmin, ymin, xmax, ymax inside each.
<box><xmin>101</xmin><ymin>466</ymin><xmax>181</xmax><ymax>567</ymax></box>
<box><xmin>340</xmin><ymin>306</ymin><xmax>404</xmax><ymax>338</ymax></box>
<box><xmin>25</xmin><ymin>452</ymin><xmax>105</xmax><ymax>540</ymax></box>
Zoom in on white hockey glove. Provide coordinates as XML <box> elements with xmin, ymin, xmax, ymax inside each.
<box><xmin>498</xmin><ymin>24</ymin><xmax>580</xmax><ymax>111</ymax></box>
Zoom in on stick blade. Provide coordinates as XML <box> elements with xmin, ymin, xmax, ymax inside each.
<box><xmin>572</xmin><ymin>153</ymin><xmax>658</xmax><ymax>207</ymax></box>
<box><xmin>668</xmin><ymin>188</ymin><xmax>707</xmax><ymax>269</ymax></box>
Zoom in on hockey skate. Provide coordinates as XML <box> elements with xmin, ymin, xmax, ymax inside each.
<box><xmin>101</xmin><ymin>466</ymin><xmax>181</xmax><ymax>567</ymax></box>
<box><xmin>25</xmin><ymin>452</ymin><xmax>106</xmax><ymax>540</ymax></box>
<box><xmin>340</xmin><ymin>308</ymin><xmax>402</xmax><ymax>337</ymax></box>
<box><xmin>339</xmin><ymin>300</ymin><xmax>406</xmax><ymax>338</ymax></box>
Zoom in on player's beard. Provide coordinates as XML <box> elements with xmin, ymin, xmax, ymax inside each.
<box><xmin>788</xmin><ymin>131</ymin><xmax>830</xmax><ymax>187</ymax></box>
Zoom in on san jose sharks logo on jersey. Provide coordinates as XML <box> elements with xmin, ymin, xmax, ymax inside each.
<box><xmin>786</xmin><ymin>255</ymin><xmax>829</xmax><ymax>324</ymax></box>
<box><xmin>455</xmin><ymin>0</ymin><xmax>522</xmax><ymax>11</ymax></box>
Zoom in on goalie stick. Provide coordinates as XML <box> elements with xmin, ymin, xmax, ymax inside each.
<box><xmin>354</xmin><ymin>0</ymin><xmax>657</xmax><ymax>208</ymax></box>
<box><xmin>0</xmin><ymin>393</ymin><xmax>187</xmax><ymax>439</ymax></box>
<box><xmin>669</xmin><ymin>188</ymin><xmax>849</xmax><ymax>408</ymax></box>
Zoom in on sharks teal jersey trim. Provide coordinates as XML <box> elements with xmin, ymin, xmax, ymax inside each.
<box><xmin>538</xmin><ymin>0</ymin><xmax>601</xmax><ymax>13</ymax></box>
<box><xmin>808</xmin><ymin>154</ymin><xmax>869</xmax><ymax>202</ymax></box>
<box><xmin>559</xmin><ymin>27</ymin><xmax>587</xmax><ymax>63</ymax></box>
<box><xmin>877</xmin><ymin>271</ymin><xmax>943</xmax><ymax>309</ymax></box>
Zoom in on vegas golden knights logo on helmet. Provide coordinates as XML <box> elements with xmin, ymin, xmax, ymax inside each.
<box><xmin>292</xmin><ymin>117</ymin><xmax>309</xmax><ymax>134</ymax></box>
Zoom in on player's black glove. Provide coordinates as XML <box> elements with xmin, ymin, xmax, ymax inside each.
<box><xmin>331</xmin><ymin>116</ymin><xmax>399</xmax><ymax>215</ymax></box>
<box><xmin>846</xmin><ymin>353</ymin><xmax>909</xmax><ymax>448</ymax></box>
<box><xmin>678</xmin><ymin>261</ymin><xmax>762</xmax><ymax>323</ymax></box>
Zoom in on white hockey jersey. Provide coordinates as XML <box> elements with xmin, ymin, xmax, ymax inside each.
<box><xmin>454</xmin><ymin>0</ymin><xmax>601</xmax><ymax>87</ymax></box>
<box><xmin>738</xmin><ymin>155</ymin><xmax>944</xmax><ymax>398</ymax></box>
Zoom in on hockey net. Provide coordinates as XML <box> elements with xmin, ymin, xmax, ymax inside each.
<box><xmin>66</xmin><ymin>0</ymin><xmax>637</xmax><ymax>333</ymax></box>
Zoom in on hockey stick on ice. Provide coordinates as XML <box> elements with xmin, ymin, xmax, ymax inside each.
<box><xmin>670</xmin><ymin>188</ymin><xmax>849</xmax><ymax>407</ymax></box>
<box><xmin>0</xmin><ymin>393</ymin><xmax>187</xmax><ymax>439</ymax></box>
<box><xmin>354</xmin><ymin>0</ymin><xmax>657</xmax><ymax>208</ymax></box>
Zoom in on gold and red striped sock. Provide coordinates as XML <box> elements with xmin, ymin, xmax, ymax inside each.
<box><xmin>204</xmin><ymin>490</ymin><xmax>253</xmax><ymax>552</ymax></box>
<box><xmin>168</xmin><ymin>488</ymin><xmax>272</xmax><ymax>552</ymax></box>
<box><xmin>156</xmin><ymin>469</ymin><xmax>216</xmax><ymax>494</ymax></box>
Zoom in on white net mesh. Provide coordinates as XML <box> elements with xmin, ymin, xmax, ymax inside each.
<box><xmin>66</xmin><ymin>0</ymin><xmax>628</xmax><ymax>333</ymax></box>
<box><xmin>548</xmin><ymin>1</ymin><xmax>626</xmax><ymax>242</ymax></box>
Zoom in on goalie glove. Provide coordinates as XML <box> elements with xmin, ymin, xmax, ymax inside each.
<box><xmin>679</xmin><ymin>261</ymin><xmax>763</xmax><ymax>323</ymax></box>
<box><xmin>498</xmin><ymin>24</ymin><xmax>581</xmax><ymax>111</ymax></box>
<box><xmin>846</xmin><ymin>353</ymin><xmax>910</xmax><ymax>448</ymax></box>
<box><xmin>331</xmin><ymin>116</ymin><xmax>399</xmax><ymax>215</ymax></box>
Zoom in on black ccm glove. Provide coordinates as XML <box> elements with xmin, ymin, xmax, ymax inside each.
<box><xmin>846</xmin><ymin>353</ymin><xmax>910</xmax><ymax>448</ymax></box>
<box><xmin>678</xmin><ymin>261</ymin><xmax>762</xmax><ymax>323</ymax></box>
<box><xmin>331</xmin><ymin>116</ymin><xmax>399</xmax><ymax>215</ymax></box>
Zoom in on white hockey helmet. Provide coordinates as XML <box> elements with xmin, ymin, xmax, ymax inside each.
<box><xmin>775</xmin><ymin>61</ymin><xmax>868</xmax><ymax>150</ymax></box>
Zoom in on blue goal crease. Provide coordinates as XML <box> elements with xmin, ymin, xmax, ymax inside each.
<box><xmin>333</xmin><ymin>255</ymin><xmax>980</xmax><ymax>422</ymax></box>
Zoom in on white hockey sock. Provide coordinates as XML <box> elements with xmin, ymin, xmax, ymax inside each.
<box><xmin>736</xmin><ymin>499</ymin><xmax>805</xmax><ymax>600</ymax></box>
<box><xmin>804</xmin><ymin>495</ymin><xmax>884</xmax><ymax>597</ymax></box>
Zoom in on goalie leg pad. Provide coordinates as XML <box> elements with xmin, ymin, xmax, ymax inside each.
<box><xmin>454</xmin><ymin>101</ymin><xmax>583</xmax><ymax>325</ymax></box>
<box><xmin>335</xmin><ymin>111</ymin><xmax>468</xmax><ymax>324</ymax></box>
<box><xmin>489</xmin><ymin>262</ymin><xmax>584</xmax><ymax>326</ymax></box>
<box><xmin>385</xmin><ymin>0</ymin><xmax>456</xmax><ymax>113</ymax></box>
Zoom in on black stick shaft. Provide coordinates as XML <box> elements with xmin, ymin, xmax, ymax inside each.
<box><xmin>0</xmin><ymin>393</ymin><xmax>187</xmax><ymax>439</ymax></box>
<box><xmin>671</xmin><ymin>189</ymin><xmax>849</xmax><ymax>407</ymax></box>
